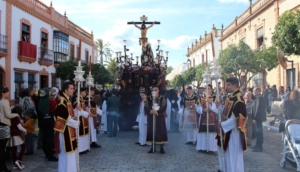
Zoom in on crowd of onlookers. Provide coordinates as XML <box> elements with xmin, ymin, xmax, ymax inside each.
<box><xmin>0</xmin><ymin>86</ymin><xmax>114</xmax><ymax>172</ymax></box>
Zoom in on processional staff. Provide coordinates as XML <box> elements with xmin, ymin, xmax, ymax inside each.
<box><xmin>73</xmin><ymin>39</ymin><xmax>85</xmax><ymax>172</ymax></box>
<box><xmin>86</xmin><ymin>55</ymin><xmax>95</xmax><ymax>151</ymax></box>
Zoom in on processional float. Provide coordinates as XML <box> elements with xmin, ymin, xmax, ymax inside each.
<box><xmin>115</xmin><ymin>16</ymin><xmax>169</xmax><ymax>131</ymax></box>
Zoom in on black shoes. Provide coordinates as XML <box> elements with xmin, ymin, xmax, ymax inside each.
<box><xmin>160</xmin><ymin>148</ymin><xmax>165</xmax><ymax>154</ymax></box>
<box><xmin>148</xmin><ymin>148</ymin><xmax>156</xmax><ymax>153</ymax></box>
<box><xmin>91</xmin><ymin>142</ymin><xmax>101</xmax><ymax>148</ymax></box>
<box><xmin>185</xmin><ymin>142</ymin><xmax>193</xmax><ymax>145</ymax></box>
<box><xmin>135</xmin><ymin>142</ymin><xmax>140</xmax><ymax>145</ymax></box>
<box><xmin>48</xmin><ymin>156</ymin><xmax>58</xmax><ymax>162</ymax></box>
<box><xmin>252</xmin><ymin>147</ymin><xmax>263</xmax><ymax>152</ymax></box>
<box><xmin>24</xmin><ymin>151</ymin><xmax>33</xmax><ymax>156</ymax></box>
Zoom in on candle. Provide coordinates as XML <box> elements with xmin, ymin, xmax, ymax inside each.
<box><xmin>89</xmin><ymin>55</ymin><xmax>92</xmax><ymax>71</ymax></box>
<box><xmin>78</xmin><ymin>39</ymin><xmax>82</xmax><ymax>61</ymax></box>
<box><xmin>123</xmin><ymin>40</ymin><xmax>126</xmax><ymax>46</ymax></box>
<box><xmin>79</xmin><ymin>61</ymin><xmax>81</xmax><ymax>66</ymax></box>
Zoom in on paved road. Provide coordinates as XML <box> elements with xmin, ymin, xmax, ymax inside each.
<box><xmin>10</xmin><ymin>128</ymin><xmax>295</xmax><ymax>172</ymax></box>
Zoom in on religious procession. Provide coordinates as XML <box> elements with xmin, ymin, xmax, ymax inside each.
<box><xmin>1</xmin><ymin>0</ymin><xmax>300</xmax><ymax>172</ymax></box>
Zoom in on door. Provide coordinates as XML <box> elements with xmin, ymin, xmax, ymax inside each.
<box><xmin>40</xmin><ymin>75</ymin><xmax>48</xmax><ymax>88</ymax></box>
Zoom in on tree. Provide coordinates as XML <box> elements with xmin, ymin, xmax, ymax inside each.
<box><xmin>91</xmin><ymin>63</ymin><xmax>112</xmax><ymax>86</ymax></box>
<box><xmin>218</xmin><ymin>41</ymin><xmax>278</xmax><ymax>86</ymax></box>
<box><xmin>105</xmin><ymin>57</ymin><xmax>117</xmax><ymax>84</ymax></box>
<box><xmin>272</xmin><ymin>10</ymin><xmax>300</xmax><ymax>56</ymax></box>
<box><xmin>182</xmin><ymin>67</ymin><xmax>196</xmax><ymax>85</ymax></box>
<box><xmin>195</xmin><ymin>63</ymin><xmax>207</xmax><ymax>87</ymax></box>
<box><xmin>166</xmin><ymin>66</ymin><xmax>174</xmax><ymax>75</ymax></box>
<box><xmin>56</xmin><ymin>60</ymin><xmax>89</xmax><ymax>81</ymax></box>
<box><xmin>96</xmin><ymin>39</ymin><xmax>113</xmax><ymax>65</ymax></box>
<box><xmin>170</xmin><ymin>75</ymin><xmax>184</xmax><ymax>87</ymax></box>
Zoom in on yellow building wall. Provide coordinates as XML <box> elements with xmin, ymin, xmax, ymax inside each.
<box><xmin>220</xmin><ymin>0</ymin><xmax>300</xmax><ymax>88</ymax></box>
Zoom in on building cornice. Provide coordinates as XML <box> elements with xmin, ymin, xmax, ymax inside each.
<box><xmin>6</xmin><ymin>0</ymin><xmax>95</xmax><ymax>46</ymax></box>
<box><xmin>219</xmin><ymin>0</ymin><xmax>275</xmax><ymax>42</ymax></box>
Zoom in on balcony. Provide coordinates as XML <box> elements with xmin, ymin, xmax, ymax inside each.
<box><xmin>38</xmin><ymin>47</ymin><xmax>53</xmax><ymax>66</ymax></box>
<box><xmin>0</xmin><ymin>34</ymin><xmax>8</xmax><ymax>58</ymax></box>
<box><xmin>54</xmin><ymin>53</ymin><xmax>67</xmax><ymax>68</ymax></box>
<box><xmin>18</xmin><ymin>41</ymin><xmax>37</xmax><ymax>63</ymax></box>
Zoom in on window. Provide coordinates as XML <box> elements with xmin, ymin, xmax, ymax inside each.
<box><xmin>193</xmin><ymin>59</ymin><xmax>195</xmax><ymax>67</ymax></box>
<box><xmin>14</xmin><ymin>72</ymin><xmax>24</xmax><ymax>102</ymax></box>
<box><xmin>28</xmin><ymin>73</ymin><xmax>36</xmax><ymax>89</ymax></box>
<box><xmin>53</xmin><ymin>31</ymin><xmax>69</xmax><ymax>63</ymax></box>
<box><xmin>51</xmin><ymin>74</ymin><xmax>58</xmax><ymax>88</ymax></box>
<box><xmin>21</xmin><ymin>23</ymin><xmax>30</xmax><ymax>43</ymax></box>
<box><xmin>202</xmin><ymin>54</ymin><xmax>204</xmax><ymax>64</ymax></box>
<box><xmin>256</xmin><ymin>27</ymin><xmax>264</xmax><ymax>49</ymax></box>
<box><xmin>252</xmin><ymin>72</ymin><xmax>263</xmax><ymax>87</ymax></box>
<box><xmin>70</xmin><ymin>44</ymin><xmax>75</xmax><ymax>60</ymax></box>
<box><xmin>41</xmin><ymin>32</ymin><xmax>48</xmax><ymax>48</ymax></box>
<box><xmin>0</xmin><ymin>68</ymin><xmax>3</xmax><ymax>87</ymax></box>
<box><xmin>205</xmin><ymin>50</ymin><xmax>208</xmax><ymax>66</ymax></box>
<box><xmin>85</xmin><ymin>50</ymin><xmax>89</xmax><ymax>62</ymax></box>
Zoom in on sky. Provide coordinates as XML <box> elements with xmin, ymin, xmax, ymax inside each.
<box><xmin>41</xmin><ymin>0</ymin><xmax>255</xmax><ymax>68</ymax></box>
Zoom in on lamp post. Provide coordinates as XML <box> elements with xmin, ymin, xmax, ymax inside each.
<box><xmin>209</xmin><ymin>59</ymin><xmax>225</xmax><ymax>172</ymax></box>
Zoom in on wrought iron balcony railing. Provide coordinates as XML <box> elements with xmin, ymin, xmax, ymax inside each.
<box><xmin>38</xmin><ymin>47</ymin><xmax>54</xmax><ymax>63</ymax></box>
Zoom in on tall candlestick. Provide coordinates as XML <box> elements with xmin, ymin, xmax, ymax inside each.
<box><xmin>89</xmin><ymin>55</ymin><xmax>92</xmax><ymax>71</ymax></box>
<box><xmin>78</xmin><ymin>39</ymin><xmax>82</xmax><ymax>61</ymax></box>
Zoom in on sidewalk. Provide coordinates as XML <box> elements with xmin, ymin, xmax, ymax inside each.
<box><xmin>262</xmin><ymin>101</ymin><xmax>282</xmax><ymax>132</ymax></box>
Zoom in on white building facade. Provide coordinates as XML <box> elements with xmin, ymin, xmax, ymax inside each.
<box><xmin>166</xmin><ymin>63</ymin><xmax>188</xmax><ymax>81</ymax></box>
<box><xmin>186</xmin><ymin>26</ymin><xmax>222</xmax><ymax>87</ymax></box>
<box><xmin>0</xmin><ymin>0</ymin><xmax>97</xmax><ymax>104</ymax></box>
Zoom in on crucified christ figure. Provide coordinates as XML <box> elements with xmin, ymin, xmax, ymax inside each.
<box><xmin>133</xmin><ymin>21</ymin><xmax>156</xmax><ymax>49</ymax></box>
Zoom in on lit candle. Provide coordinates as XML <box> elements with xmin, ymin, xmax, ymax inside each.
<box><xmin>89</xmin><ymin>55</ymin><xmax>92</xmax><ymax>71</ymax></box>
<box><xmin>123</xmin><ymin>40</ymin><xmax>126</xmax><ymax>46</ymax></box>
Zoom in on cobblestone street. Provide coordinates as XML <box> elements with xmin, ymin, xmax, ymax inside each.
<box><xmin>7</xmin><ymin>126</ymin><xmax>295</xmax><ymax>172</ymax></box>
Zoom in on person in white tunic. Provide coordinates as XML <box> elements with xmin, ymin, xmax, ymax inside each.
<box><xmin>85</xmin><ymin>88</ymin><xmax>103</xmax><ymax>148</ymax></box>
<box><xmin>136</xmin><ymin>92</ymin><xmax>148</xmax><ymax>146</ymax></box>
<box><xmin>179</xmin><ymin>86</ymin><xmax>199</xmax><ymax>144</ymax></box>
<box><xmin>54</xmin><ymin>82</ymin><xmax>80</xmax><ymax>172</ymax></box>
<box><xmin>73</xmin><ymin>88</ymin><xmax>89</xmax><ymax>153</ymax></box>
<box><xmin>216</xmin><ymin>78</ymin><xmax>248</xmax><ymax>172</ymax></box>
<box><xmin>196</xmin><ymin>84</ymin><xmax>219</xmax><ymax>152</ymax></box>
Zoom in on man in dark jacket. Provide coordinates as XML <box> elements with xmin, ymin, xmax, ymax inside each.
<box><xmin>252</xmin><ymin>87</ymin><xmax>266</xmax><ymax>152</ymax></box>
<box><xmin>106</xmin><ymin>89</ymin><xmax>121</xmax><ymax>137</ymax></box>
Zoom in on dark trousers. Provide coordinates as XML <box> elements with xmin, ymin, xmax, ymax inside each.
<box><xmin>25</xmin><ymin>133</ymin><xmax>34</xmax><ymax>153</ymax></box>
<box><xmin>37</xmin><ymin>127</ymin><xmax>43</xmax><ymax>148</ymax></box>
<box><xmin>0</xmin><ymin>139</ymin><xmax>8</xmax><ymax>169</ymax></box>
<box><xmin>266</xmin><ymin>100</ymin><xmax>271</xmax><ymax>114</ymax></box>
<box><xmin>42</xmin><ymin>118</ymin><xmax>54</xmax><ymax>159</ymax></box>
<box><xmin>255</xmin><ymin>120</ymin><xmax>264</xmax><ymax>148</ymax></box>
<box><xmin>107</xmin><ymin>113</ymin><xmax>118</xmax><ymax>136</ymax></box>
<box><xmin>12</xmin><ymin>143</ymin><xmax>26</xmax><ymax>162</ymax></box>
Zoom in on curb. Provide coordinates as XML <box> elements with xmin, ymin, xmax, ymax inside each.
<box><xmin>263</xmin><ymin>123</ymin><xmax>279</xmax><ymax>132</ymax></box>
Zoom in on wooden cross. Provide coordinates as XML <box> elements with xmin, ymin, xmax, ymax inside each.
<box><xmin>127</xmin><ymin>15</ymin><xmax>160</xmax><ymax>25</ymax></box>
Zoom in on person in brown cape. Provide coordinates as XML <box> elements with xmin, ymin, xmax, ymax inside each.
<box><xmin>54</xmin><ymin>82</ymin><xmax>80</xmax><ymax>172</ymax></box>
<box><xmin>216</xmin><ymin>77</ymin><xmax>247</xmax><ymax>172</ymax></box>
<box><xmin>144</xmin><ymin>85</ymin><xmax>168</xmax><ymax>154</ymax></box>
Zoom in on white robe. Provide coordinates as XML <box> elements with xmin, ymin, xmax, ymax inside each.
<box><xmin>219</xmin><ymin>114</ymin><xmax>244</xmax><ymax>172</ymax></box>
<box><xmin>74</xmin><ymin>109</ymin><xmax>89</xmax><ymax>152</ymax></box>
<box><xmin>165</xmin><ymin>98</ymin><xmax>171</xmax><ymax>131</ymax></box>
<box><xmin>58</xmin><ymin>117</ymin><xmax>79</xmax><ymax>172</ymax></box>
<box><xmin>136</xmin><ymin>101</ymin><xmax>147</xmax><ymax>145</ymax></box>
<box><xmin>101</xmin><ymin>100</ymin><xmax>107</xmax><ymax>132</ymax></box>
<box><xmin>86</xmin><ymin>107</ymin><xmax>103</xmax><ymax>142</ymax></box>
<box><xmin>196</xmin><ymin>102</ymin><xmax>218</xmax><ymax>151</ymax></box>
<box><xmin>186</xmin><ymin>105</ymin><xmax>202</xmax><ymax>142</ymax></box>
